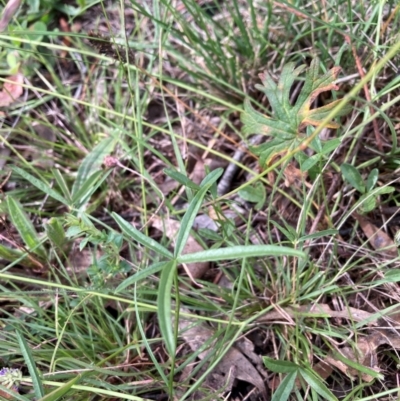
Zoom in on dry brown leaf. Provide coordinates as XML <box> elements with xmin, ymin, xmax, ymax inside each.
<box><xmin>0</xmin><ymin>73</ymin><xmax>23</xmax><ymax>107</ymax></box>
<box><xmin>324</xmin><ymin>333</ymin><xmax>384</xmax><ymax>382</ymax></box>
<box><xmin>178</xmin><ymin>307</ymin><xmax>267</xmax><ymax>399</ymax></box>
<box><xmin>313</xmin><ymin>308</ymin><xmax>400</xmax><ymax>383</ymax></box>
<box><xmin>68</xmin><ymin>246</ymin><xmax>103</xmax><ymax>278</ymax></box>
<box><xmin>257</xmin><ymin>303</ymin><xmax>375</xmax><ymax>325</ymax></box>
<box><xmin>151</xmin><ymin>216</ymin><xmax>209</xmax><ymax>280</ymax></box>
<box><xmin>190</xmin><ymin>159</ymin><xmax>206</xmax><ymax>185</ymax></box>
<box><xmin>283</xmin><ymin>163</ymin><xmax>307</xmax><ymax>187</ymax></box>
<box><xmin>354</xmin><ymin>212</ymin><xmax>398</xmax><ymax>258</ymax></box>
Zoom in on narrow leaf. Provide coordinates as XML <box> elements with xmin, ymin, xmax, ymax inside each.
<box><xmin>38</xmin><ymin>373</ymin><xmax>83</xmax><ymax>401</ymax></box>
<box><xmin>299</xmin><ymin>368</ymin><xmax>338</xmax><ymax>401</ymax></box>
<box><xmin>112</xmin><ymin>213</ymin><xmax>172</xmax><ymax>258</ymax></box>
<box><xmin>174</xmin><ymin>168</ymin><xmax>223</xmax><ymax>257</ymax></box>
<box><xmin>158</xmin><ymin>260</ymin><xmax>177</xmax><ymax>356</ymax></box>
<box><xmin>300</xmin><ymin>154</ymin><xmax>320</xmax><ymax>172</ymax></box>
<box><xmin>116</xmin><ymin>261</ymin><xmax>167</xmax><ymax>293</ymax></box>
<box><xmin>16</xmin><ymin>330</ymin><xmax>45</xmax><ymax>398</ymax></box>
<box><xmin>72</xmin><ymin>169</ymin><xmax>112</xmax><ymax>208</ymax></box>
<box><xmin>271</xmin><ymin>371</ymin><xmax>297</xmax><ymax>401</ymax></box>
<box><xmin>298</xmin><ymin>229</ymin><xmax>338</xmax><ymax>241</ymax></box>
<box><xmin>321</xmin><ymin>138</ymin><xmax>341</xmax><ymax>154</ymax></box>
<box><xmin>71</xmin><ymin>136</ymin><xmax>115</xmax><ymax>197</ymax></box>
<box><xmin>52</xmin><ymin>168</ymin><xmax>72</xmax><ymax>203</ymax></box>
<box><xmin>263</xmin><ymin>357</ymin><xmax>300</xmax><ymax>373</ymax></box>
<box><xmin>331</xmin><ymin>350</ymin><xmax>384</xmax><ymax>380</ymax></box>
<box><xmin>11</xmin><ymin>166</ymin><xmax>68</xmax><ymax>205</ymax></box>
<box><xmin>178</xmin><ymin>245</ymin><xmax>305</xmax><ymax>264</ymax></box>
<box><xmin>6</xmin><ymin>196</ymin><xmax>46</xmax><ymax>259</ymax></box>
<box><xmin>366</xmin><ymin>169</ymin><xmax>379</xmax><ymax>192</ymax></box>
<box><xmin>163</xmin><ymin>168</ymin><xmax>200</xmax><ymax>190</ymax></box>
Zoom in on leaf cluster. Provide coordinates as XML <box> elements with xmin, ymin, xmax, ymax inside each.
<box><xmin>241</xmin><ymin>58</ymin><xmax>351</xmax><ymax>166</ymax></box>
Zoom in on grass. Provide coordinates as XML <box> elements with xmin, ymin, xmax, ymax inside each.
<box><xmin>0</xmin><ymin>0</ymin><xmax>400</xmax><ymax>400</ymax></box>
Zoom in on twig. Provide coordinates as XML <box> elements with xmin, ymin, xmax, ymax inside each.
<box><xmin>345</xmin><ymin>35</ymin><xmax>383</xmax><ymax>152</ymax></box>
<box><xmin>217</xmin><ymin>135</ymin><xmax>263</xmax><ymax>196</ymax></box>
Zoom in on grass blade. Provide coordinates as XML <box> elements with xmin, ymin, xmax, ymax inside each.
<box><xmin>16</xmin><ymin>330</ymin><xmax>45</xmax><ymax>398</ymax></box>
<box><xmin>38</xmin><ymin>374</ymin><xmax>83</xmax><ymax>401</ymax></box>
<box><xmin>112</xmin><ymin>213</ymin><xmax>173</xmax><ymax>258</ymax></box>
<box><xmin>116</xmin><ymin>261</ymin><xmax>167</xmax><ymax>293</ymax></box>
<box><xmin>52</xmin><ymin>168</ymin><xmax>72</xmax><ymax>204</ymax></box>
<box><xmin>163</xmin><ymin>168</ymin><xmax>200</xmax><ymax>190</ymax></box>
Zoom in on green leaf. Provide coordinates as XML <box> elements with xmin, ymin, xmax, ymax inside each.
<box><xmin>52</xmin><ymin>168</ymin><xmax>72</xmax><ymax>203</ymax></box>
<box><xmin>178</xmin><ymin>245</ymin><xmax>305</xmax><ymax>264</ymax></box>
<box><xmin>0</xmin><ymin>242</ymin><xmax>23</xmax><ymax>259</ymax></box>
<box><xmin>299</xmin><ymin>368</ymin><xmax>338</xmax><ymax>401</ymax></box>
<box><xmin>263</xmin><ymin>357</ymin><xmax>299</xmax><ymax>373</ymax></box>
<box><xmin>158</xmin><ymin>260</ymin><xmax>177</xmax><ymax>356</ymax></box>
<box><xmin>72</xmin><ymin>169</ymin><xmax>112</xmax><ymax>208</ymax></box>
<box><xmin>6</xmin><ymin>196</ymin><xmax>46</xmax><ymax>259</ymax></box>
<box><xmin>366</xmin><ymin>169</ymin><xmax>379</xmax><ymax>192</ymax></box>
<box><xmin>238</xmin><ymin>182</ymin><xmax>266</xmax><ymax>209</ymax></box>
<box><xmin>385</xmin><ymin>269</ymin><xmax>400</xmax><ymax>282</ymax></box>
<box><xmin>250</xmin><ymin>137</ymin><xmax>290</xmax><ymax>167</ymax></box>
<box><xmin>358</xmin><ymin>193</ymin><xmax>377</xmax><ymax>213</ymax></box>
<box><xmin>45</xmin><ymin>218</ymin><xmax>66</xmax><ymax>249</ymax></box>
<box><xmin>242</xmin><ymin>100</ymin><xmax>294</xmax><ymax>139</ymax></box>
<box><xmin>269</xmin><ymin>220</ymin><xmax>297</xmax><ymax>242</ymax></box>
<box><xmin>16</xmin><ymin>330</ymin><xmax>45</xmax><ymax>398</ymax></box>
<box><xmin>174</xmin><ymin>168</ymin><xmax>223</xmax><ymax>258</ymax></box>
<box><xmin>300</xmin><ymin>154</ymin><xmax>320</xmax><ymax>172</ymax></box>
<box><xmin>243</xmin><ymin>59</ymin><xmax>350</xmax><ymax>136</ymax></box>
<box><xmin>373</xmin><ymin>186</ymin><xmax>395</xmax><ymax>195</ymax></box>
<box><xmin>331</xmin><ymin>350</ymin><xmax>384</xmax><ymax>380</ymax></box>
<box><xmin>39</xmin><ymin>373</ymin><xmax>83</xmax><ymax>401</ymax></box>
<box><xmin>26</xmin><ymin>21</ymin><xmax>47</xmax><ymax>42</ymax></box>
<box><xmin>298</xmin><ymin>229</ymin><xmax>338</xmax><ymax>241</ymax></box>
<box><xmin>11</xmin><ymin>166</ymin><xmax>69</xmax><ymax>206</ymax></box>
<box><xmin>71</xmin><ymin>136</ymin><xmax>115</xmax><ymax>198</ymax></box>
<box><xmin>271</xmin><ymin>371</ymin><xmax>297</xmax><ymax>401</ymax></box>
<box><xmin>242</xmin><ymin>58</ymin><xmax>351</xmax><ymax>165</ymax></box>
<box><xmin>321</xmin><ymin>138</ymin><xmax>341</xmax><ymax>155</ymax></box>
<box><xmin>115</xmin><ymin>261</ymin><xmax>167</xmax><ymax>293</ymax></box>
<box><xmin>0</xmin><ymin>243</ymin><xmax>40</xmax><ymax>269</ymax></box>
<box><xmin>112</xmin><ymin>213</ymin><xmax>173</xmax><ymax>259</ymax></box>
<box><xmin>340</xmin><ymin>163</ymin><xmax>365</xmax><ymax>193</ymax></box>
<box><xmin>163</xmin><ymin>168</ymin><xmax>200</xmax><ymax>190</ymax></box>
